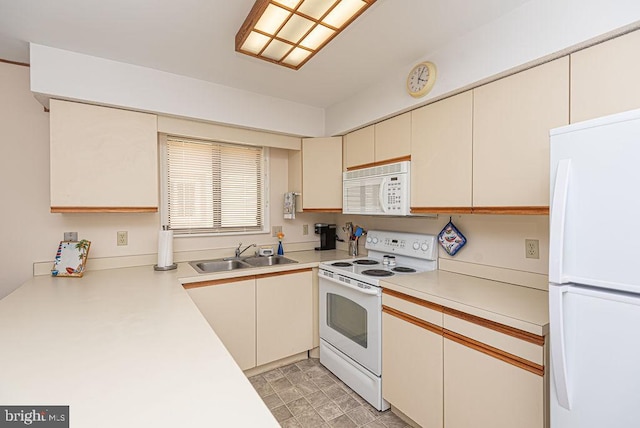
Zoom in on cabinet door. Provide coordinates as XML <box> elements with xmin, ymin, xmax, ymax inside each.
<box><xmin>411</xmin><ymin>91</ymin><xmax>473</xmax><ymax>212</ymax></box>
<box><xmin>344</xmin><ymin>125</ymin><xmax>374</xmax><ymax>169</ymax></box>
<box><xmin>49</xmin><ymin>99</ymin><xmax>158</xmax><ymax>212</ymax></box>
<box><xmin>256</xmin><ymin>270</ymin><xmax>313</xmax><ymax>366</ymax></box>
<box><xmin>302</xmin><ymin>137</ymin><xmax>342</xmax><ymax>210</ymax></box>
<box><xmin>375</xmin><ymin>112</ymin><xmax>411</xmax><ymax>163</ymax></box>
<box><xmin>383</xmin><ymin>311</ymin><xmax>443</xmax><ymax>428</ymax></box>
<box><xmin>473</xmin><ymin>57</ymin><xmax>569</xmax><ymax>210</ymax></box>
<box><xmin>186</xmin><ymin>278</ymin><xmax>256</xmax><ymax>370</ymax></box>
<box><xmin>571</xmin><ymin>30</ymin><xmax>640</xmax><ymax>123</ymax></box>
<box><xmin>444</xmin><ymin>338</ymin><xmax>544</xmax><ymax>428</ymax></box>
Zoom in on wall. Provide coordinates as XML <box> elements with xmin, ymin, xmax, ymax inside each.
<box><xmin>336</xmin><ymin>214</ymin><xmax>549</xmax><ymax>289</ymax></box>
<box><xmin>0</xmin><ymin>62</ymin><xmax>329</xmax><ymax>299</ymax></box>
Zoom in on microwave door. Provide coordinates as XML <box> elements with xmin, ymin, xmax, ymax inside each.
<box><xmin>378</xmin><ymin>177</ymin><xmax>389</xmax><ymax>214</ymax></box>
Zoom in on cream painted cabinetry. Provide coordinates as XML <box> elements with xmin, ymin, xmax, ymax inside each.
<box><xmin>410</xmin><ymin>91</ymin><xmax>473</xmax><ymax>213</ymax></box>
<box><xmin>298</xmin><ymin>137</ymin><xmax>342</xmax><ymax>211</ymax></box>
<box><xmin>343</xmin><ymin>113</ymin><xmax>411</xmax><ymax>170</ymax></box>
<box><xmin>571</xmin><ymin>30</ymin><xmax>640</xmax><ymax>123</ymax></box>
<box><xmin>382</xmin><ymin>293</ymin><xmax>443</xmax><ymax>428</ymax></box>
<box><xmin>343</xmin><ymin>125</ymin><xmax>374</xmax><ymax>169</ymax></box>
<box><xmin>472</xmin><ymin>57</ymin><xmax>569</xmax><ymax>213</ymax></box>
<box><xmin>184</xmin><ymin>268</ymin><xmax>314</xmax><ymax>371</ymax></box>
<box><xmin>49</xmin><ymin>99</ymin><xmax>158</xmax><ymax>213</ymax></box>
<box><xmin>375</xmin><ymin>112</ymin><xmax>411</xmax><ymax>163</ymax></box>
<box><xmin>443</xmin><ymin>314</ymin><xmax>546</xmax><ymax>428</ymax></box>
<box><xmin>381</xmin><ymin>289</ymin><xmax>547</xmax><ymax>428</ymax></box>
<box><xmin>185</xmin><ymin>278</ymin><xmax>256</xmax><ymax>370</ymax></box>
<box><xmin>256</xmin><ymin>269</ymin><xmax>313</xmax><ymax>366</ymax></box>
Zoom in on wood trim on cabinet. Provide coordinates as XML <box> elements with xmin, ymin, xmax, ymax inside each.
<box><xmin>383</xmin><ymin>288</ymin><xmax>444</xmax><ymax>313</ymax></box>
<box><xmin>471</xmin><ymin>206</ymin><xmax>549</xmax><ymax>215</ymax></box>
<box><xmin>0</xmin><ymin>58</ymin><xmax>30</xmax><ymax>67</ymax></box>
<box><xmin>384</xmin><ymin>288</ymin><xmax>544</xmax><ymax>346</ymax></box>
<box><xmin>302</xmin><ymin>208</ymin><xmax>343</xmax><ymax>213</ymax></box>
<box><xmin>444</xmin><ymin>330</ymin><xmax>544</xmax><ymax>377</ymax></box>
<box><xmin>51</xmin><ymin>206</ymin><xmax>158</xmax><ymax>213</ymax></box>
<box><xmin>383</xmin><ymin>305</ymin><xmax>443</xmax><ymax>336</ymax></box>
<box><xmin>443</xmin><ymin>307</ymin><xmax>545</xmax><ymax>346</ymax></box>
<box><xmin>345</xmin><ymin>155</ymin><xmax>411</xmax><ymax>171</ymax></box>
<box><xmin>411</xmin><ymin>207</ymin><xmax>473</xmax><ymax>214</ymax></box>
<box><xmin>182</xmin><ymin>276</ymin><xmax>253</xmax><ymax>289</ymax></box>
<box><xmin>255</xmin><ymin>268</ymin><xmax>313</xmax><ymax>279</ymax></box>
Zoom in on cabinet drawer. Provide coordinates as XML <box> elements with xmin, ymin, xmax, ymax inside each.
<box><xmin>382</xmin><ymin>292</ymin><xmax>442</xmax><ymax>327</ymax></box>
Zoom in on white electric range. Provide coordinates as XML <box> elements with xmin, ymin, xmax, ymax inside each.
<box><xmin>318</xmin><ymin>230</ymin><xmax>438</xmax><ymax>411</ymax></box>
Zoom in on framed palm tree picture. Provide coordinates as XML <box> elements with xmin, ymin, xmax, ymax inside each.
<box><xmin>51</xmin><ymin>240</ymin><xmax>91</xmax><ymax>277</ymax></box>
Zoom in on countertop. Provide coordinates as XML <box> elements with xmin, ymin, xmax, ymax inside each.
<box><xmin>381</xmin><ymin>270</ymin><xmax>549</xmax><ymax>336</ymax></box>
<box><xmin>0</xmin><ymin>266</ymin><xmax>279</xmax><ymax>428</ymax></box>
<box><xmin>0</xmin><ymin>248</ymin><xmax>548</xmax><ymax>426</ymax></box>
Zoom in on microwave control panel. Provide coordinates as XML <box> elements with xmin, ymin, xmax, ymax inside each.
<box><xmin>383</xmin><ymin>175</ymin><xmax>408</xmax><ymax>214</ymax></box>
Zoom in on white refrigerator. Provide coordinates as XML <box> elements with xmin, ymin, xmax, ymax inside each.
<box><xmin>549</xmin><ymin>108</ymin><xmax>640</xmax><ymax>427</ymax></box>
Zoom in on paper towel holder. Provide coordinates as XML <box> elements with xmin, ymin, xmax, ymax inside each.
<box><xmin>154</xmin><ymin>225</ymin><xmax>177</xmax><ymax>271</ymax></box>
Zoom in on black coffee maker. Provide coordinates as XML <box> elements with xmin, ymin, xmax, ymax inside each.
<box><xmin>314</xmin><ymin>223</ymin><xmax>336</xmax><ymax>251</ymax></box>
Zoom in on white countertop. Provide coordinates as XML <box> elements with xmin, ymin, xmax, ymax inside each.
<box><xmin>381</xmin><ymin>270</ymin><xmax>549</xmax><ymax>336</ymax></box>
<box><xmin>0</xmin><ymin>266</ymin><xmax>278</xmax><ymax>428</ymax></box>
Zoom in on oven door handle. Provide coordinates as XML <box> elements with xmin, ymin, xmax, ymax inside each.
<box><xmin>319</xmin><ymin>272</ymin><xmax>380</xmax><ymax>295</ymax></box>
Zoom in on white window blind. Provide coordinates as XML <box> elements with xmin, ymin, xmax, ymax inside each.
<box><xmin>165</xmin><ymin>137</ymin><xmax>265</xmax><ymax>235</ymax></box>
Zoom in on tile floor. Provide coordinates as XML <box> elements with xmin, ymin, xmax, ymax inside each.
<box><xmin>249</xmin><ymin>358</ymin><xmax>411</xmax><ymax>428</ymax></box>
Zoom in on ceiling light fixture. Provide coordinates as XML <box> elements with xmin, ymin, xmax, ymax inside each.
<box><xmin>235</xmin><ymin>0</ymin><xmax>376</xmax><ymax>70</ymax></box>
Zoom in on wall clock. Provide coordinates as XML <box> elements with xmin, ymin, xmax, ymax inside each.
<box><xmin>407</xmin><ymin>61</ymin><xmax>437</xmax><ymax>98</ymax></box>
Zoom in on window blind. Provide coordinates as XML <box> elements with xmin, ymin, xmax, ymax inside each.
<box><xmin>165</xmin><ymin>137</ymin><xmax>265</xmax><ymax>235</ymax></box>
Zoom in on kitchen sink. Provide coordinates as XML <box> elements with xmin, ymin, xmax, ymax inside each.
<box><xmin>242</xmin><ymin>256</ymin><xmax>298</xmax><ymax>267</ymax></box>
<box><xmin>189</xmin><ymin>255</ymin><xmax>297</xmax><ymax>273</ymax></box>
<box><xmin>189</xmin><ymin>259</ymin><xmax>252</xmax><ymax>273</ymax></box>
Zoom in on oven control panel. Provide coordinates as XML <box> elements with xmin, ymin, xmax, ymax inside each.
<box><xmin>365</xmin><ymin>230</ymin><xmax>437</xmax><ymax>260</ymax></box>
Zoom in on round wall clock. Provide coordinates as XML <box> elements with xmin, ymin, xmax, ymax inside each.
<box><xmin>406</xmin><ymin>61</ymin><xmax>437</xmax><ymax>98</ymax></box>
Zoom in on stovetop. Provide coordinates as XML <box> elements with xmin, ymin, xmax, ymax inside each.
<box><xmin>319</xmin><ymin>230</ymin><xmax>438</xmax><ymax>286</ymax></box>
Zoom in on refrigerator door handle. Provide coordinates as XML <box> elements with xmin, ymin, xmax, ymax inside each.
<box><xmin>550</xmin><ymin>284</ymin><xmax>572</xmax><ymax>409</ymax></box>
<box><xmin>549</xmin><ymin>159</ymin><xmax>571</xmax><ymax>284</ymax></box>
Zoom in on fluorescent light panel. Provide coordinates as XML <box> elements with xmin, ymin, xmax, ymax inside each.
<box><xmin>236</xmin><ymin>0</ymin><xmax>376</xmax><ymax>70</ymax></box>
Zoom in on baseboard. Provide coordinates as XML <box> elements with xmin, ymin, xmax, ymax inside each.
<box><xmin>243</xmin><ymin>351</ymin><xmax>309</xmax><ymax>377</ymax></box>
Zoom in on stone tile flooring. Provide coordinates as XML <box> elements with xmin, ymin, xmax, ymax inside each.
<box><xmin>249</xmin><ymin>358</ymin><xmax>411</xmax><ymax>427</ymax></box>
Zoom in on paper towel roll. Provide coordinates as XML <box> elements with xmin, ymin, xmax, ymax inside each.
<box><xmin>157</xmin><ymin>229</ymin><xmax>174</xmax><ymax>268</ymax></box>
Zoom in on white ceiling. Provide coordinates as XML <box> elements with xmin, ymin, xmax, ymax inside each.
<box><xmin>0</xmin><ymin>0</ymin><xmax>531</xmax><ymax>108</ymax></box>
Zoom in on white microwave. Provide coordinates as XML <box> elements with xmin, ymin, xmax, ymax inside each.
<box><xmin>343</xmin><ymin>161</ymin><xmax>410</xmax><ymax>216</ymax></box>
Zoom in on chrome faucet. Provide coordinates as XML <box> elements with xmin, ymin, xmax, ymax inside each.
<box><xmin>235</xmin><ymin>243</ymin><xmax>256</xmax><ymax>258</ymax></box>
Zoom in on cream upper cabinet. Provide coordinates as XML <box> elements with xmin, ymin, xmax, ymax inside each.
<box><xmin>301</xmin><ymin>137</ymin><xmax>342</xmax><ymax>211</ymax></box>
<box><xmin>49</xmin><ymin>99</ymin><xmax>158</xmax><ymax>213</ymax></box>
<box><xmin>411</xmin><ymin>91</ymin><xmax>473</xmax><ymax>213</ymax></box>
<box><xmin>472</xmin><ymin>57</ymin><xmax>569</xmax><ymax>212</ymax></box>
<box><xmin>343</xmin><ymin>125</ymin><xmax>374</xmax><ymax>169</ymax></box>
<box><xmin>571</xmin><ymin>30</ymin><xmax>640</xmax><ymax>123</ymax></box>
<box><xmin>185</xmin><ymin>278</ymin><xmax>257</xmax><ymax>370</ymax></box>
<box><xmin>374</xmin><ymin>112</ymin><xmax>411</xmax><ymax>163</ymax></box>
<box><xmin>382</xmin><ymin>293</ymin><xmax>443</xmax><ymax>428</ymax></box>
<box><xmin>256</xmin><ymin>269</ymin><xmax>313</xmax><ymax>366</ymax></box>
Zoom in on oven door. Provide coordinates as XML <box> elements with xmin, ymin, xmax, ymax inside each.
<box><xmin>319</xmin><ymin>273</ymin><xmax>381</xmax><ymax>375</ymax></box>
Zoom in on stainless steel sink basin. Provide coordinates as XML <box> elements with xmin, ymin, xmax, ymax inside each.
<box><xmin>189</xmin><ymin>259</ymin><xmax>251</xmax><ymax>273</ymax></box>
<box><xmin>242</xmin><ymin>256</ymin><xmax>298</xmax><ymax>267</ymax></box>
<box><xmin>189</xmin><ymin>255</ymin><xmax>298</xmax><ymax>273</ymax></box>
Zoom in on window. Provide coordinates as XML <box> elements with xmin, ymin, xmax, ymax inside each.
<box><xmin>161</xmin><ymin>136</ymin><xmax>267</xmax><ymax>235</ymax></box>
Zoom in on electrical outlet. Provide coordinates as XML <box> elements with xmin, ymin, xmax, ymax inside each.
<box><xmin>117</xmin><ymin>231</ymin><xmax>128</xmax><ymax>246</ymax></box>
<box><xmin>303</xmin><ymin>224</ymin><xmax>309</xmax><ymax>235</ymax></box>
<box><xmin>272</xmin><ymin>225</ymin><xmax>282</xmax><ymax>237</ymax></box>
<box><xmin>525</xmin><ymin>239</ymin><xmax>539</xmax><ymax>259</ymax></box>
<box><xmin>64</xmin><ymin>232</ymin><xmax>78</xmax><ymax>241</ymax></box>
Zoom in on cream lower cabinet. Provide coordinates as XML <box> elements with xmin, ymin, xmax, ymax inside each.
<box><xmin>382</xmin><ymin>292</ymin><xmax>443</xmax><ymax>428</ymax></box>
<box><xmin>49</xmin><ymin>99</ymin><xmax>158</xmax><ymax>213</ymax></box>
<box><xmin>256</xmin><ymin>269</ymin><xmax>314</xmax><ymax>366</ymax></box>
<box><xmin>185</xmin><ymin>278</ymin><xmax>256</xmax><ymax>370</ymax></box>
<box><xmin>382</xmin><ymin>289</ymin><xmax>547</xmax><ymax>428</ymax></box>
